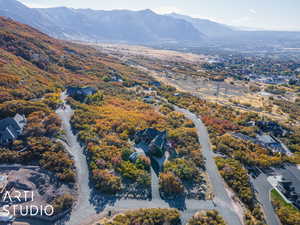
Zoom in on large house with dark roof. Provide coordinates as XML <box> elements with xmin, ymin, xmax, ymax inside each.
<box><xmin>149</xmin><ymin>131</ymin><xmax>167</xmax><ymax>157</ymax></box>
<box><xmin>0</xmin><ymin>114</ymin><xmax>26</xmax><ymax>146</ymax></box>
<box><xmin>256</xmin><ymin>121</ymin><xmax>287</xmax><ymax>137</ymax></box>
<box><xmin>148</xmin><ymin>81</ymin><xmax>161</xmax><ymax>87</ymax></box>
<box><xmin>66</xmin><ymin>86</ymin><xmax>97</xmax><ymax>101</ymax></box>
<box><xmin>135</xmin><ymin>128</ymin><xmax>168</xmax><ymax>157</ymax></box>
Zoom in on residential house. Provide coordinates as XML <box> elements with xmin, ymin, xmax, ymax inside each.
<box><xmin>66</xmin><ymin>86</ymin><xmax>97</xmax><ymax>101</ymax></box>
<box><xmin>135</xmin><ymin>128</ymin><xmax>168</xmax><ymax>157</ymax></box>
<box><xmin>143</xmin><ymin>96</ymin><xmax>155</xmax><ymax>104</ymax></box>
<box><xmin>256</xmin><ymin>121</ymin><xmax>286</xmax><ymax>137</ymax></box>
<box><xmin>129</xmin><ymin>152</ymin><xmax>144</xmax><ymax>163</ymax></box>
<box><xmin>149</xmin><ymin>131</ymin><xmax>167</xmax><ymax>157</ymax></box>
<box><xmin>0</xmin><ymin>114</ymin><xmax>26</xmax><ymax>146</ymax></box>
<box><xmin>148</xmin><ymin>81</ymin><xmax>161</xmax><ymax>87</ymax></box>
<box><xmin>232</xmin><ymin>132</ymin><xmax>287</xmax><ymax>154</ymax></box>
<box><xmin>111</xmin><ymin>75</ymin><xmax>123</xmax><ymax>82</ymax></box>
<box><xmin>277</xmin><ymin>180</ymin><xmax>300</xmax><ymax>209</ymax></box>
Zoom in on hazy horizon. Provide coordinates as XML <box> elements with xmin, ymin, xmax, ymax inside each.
<box><xmin>17</xmin><ymin>0</ymin><xmax>300</xmax><ymax>32</ymax></box>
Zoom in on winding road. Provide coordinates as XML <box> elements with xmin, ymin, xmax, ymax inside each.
<box><xmin>56</xmin><ymin>92</ymin><xmax>243</xmax><ymax>225</ymax></box>
<box><xmin>176</xmin><ymin>106</ymin><xmax>282</xmax><ymax>225</ymax></box>
<box><xmin>56</xmin><ymin>92</ymin><xmax>97</xmax><ymax>225</ymax></box>
<box><xmin>174</xmin><ymin>106</ymin><xmax>243</xmax><ymax>225</ymax></box>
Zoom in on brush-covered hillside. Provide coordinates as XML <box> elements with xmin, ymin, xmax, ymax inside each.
<box><xmin>0</xmin><ymin>16</ymin><xmax>206</xmax><ymax>201</ymax></box>
<box><xmin>0</xmin><ymin>16</ymin><xmax>152</xmax><ymax>103</ymax></box>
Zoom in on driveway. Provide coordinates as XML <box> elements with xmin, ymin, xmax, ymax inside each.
<box><xmin>56</xmin><ymin>92</ymin><xmax>96</xmax><ymax>225</ymax></box>
<box><xmin>250</xmin><ymin>170</ymin><xmax>281</xmax><ymax>225</ymax></box>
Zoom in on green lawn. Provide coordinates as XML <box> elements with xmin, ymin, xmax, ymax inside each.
<box><xmin>271</xmin><ymin>189</ymin><xmax>298</xmax><ymax>210</ymax></box>
<box><xmin>271</xmin><ymin>188</ymin><xmax>300</xmax><ymax>225</ymax></box>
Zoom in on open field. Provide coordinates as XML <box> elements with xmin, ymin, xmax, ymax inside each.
<box><xmin>88</xmin><ymin>43</ymin><xmax>210</xmax><ymax>64</ymax></box>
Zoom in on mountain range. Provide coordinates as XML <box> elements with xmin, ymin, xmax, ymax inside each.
<box><xmin>167</xmin><ymin>13</ymin><xmax>234</xmax><ymax>38</ymax></box>
<box><xmin>0</xmin><ymin>0</ymin><xmax>205</xmax><ymax>44</ymax></box>
<box><xmin>1</xmin><ymin>0</ymin><xmax>300</xmax><ymax>45</ymax></box>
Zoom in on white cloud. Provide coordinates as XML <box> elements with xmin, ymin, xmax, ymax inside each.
<box><xmin>153</xmin><ymin>6</ymin><xmax>183</xmax><ymax>15</ymax></box>
<box><xmin>249</xmin><ymin>9</ymin><xmax>257</xmax><ymax>14</ymax></box>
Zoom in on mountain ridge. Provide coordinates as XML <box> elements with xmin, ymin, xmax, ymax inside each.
<box><xmin>166</xmin><ymin>13</ymin><xmax>235</xmax><ymax>38</ymax></box>
<box><xmin>2</xmin><ymin>0</ymin><xmax>300</xmax><ymax>45</ymax></box>
<box><xmin>0</xmin><ymin>0</ymin><xmax>204</xmax><ymax>44</ymax></box>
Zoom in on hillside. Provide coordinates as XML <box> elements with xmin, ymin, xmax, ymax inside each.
<box><xmin>0</xmin><ymin>0</ymin><xmax>63</xmax><ymax>37</ymax></box>
<box><xmin>0</xmin><ymin>16</ymin><xmax>210</xmax><ymax>224</ymax></box>
<box><xmin>0</xmin><ymin>16</ymin><xmax>152</xmax><ymax>103</ymax></box>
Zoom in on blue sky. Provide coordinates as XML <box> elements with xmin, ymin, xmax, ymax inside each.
<box><xmin>19</xmin><ymin>0</ymin><xmax>300</xmax><ymax>31</ymax></box>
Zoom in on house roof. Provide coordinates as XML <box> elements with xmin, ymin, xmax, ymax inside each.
<box><xmin>142</xmin><ymin>128</ymin><xmax>161</xmax><ymax>140</ymax></box>
<box><xmin>67</xmin><ymin>86</ymin><xmax>97</xmax><ymax>96</ymax></box>
<box><xmin>13</xmin><ymin>114</ymin><xmax>26</xmax><ymax>130</ymax></box>
<box><xmin>0</xmin><ymin>114</ymin><xmax>26</xmax><ymax>144</ymax></box>
<box><xmin>150</xmin><ymin>131</ymin><xmax>167</xmax><ymax>150</ymax></box>
<box><xmin>0</xmin><ymin>126</ymin><xmax>17</xmax><ymax>144</ymax></box>
<box><xmin>0</xmin><ymin>118</ymin><xmax>21</xmax><ymax>132</ymax></box>
<box><xmin>148</xmin><ymin>81</ymin><xmax>161</xmax><ymax>86</ymax></box>
<box><xmin>257</xmin><ymin>134</ymin><xmax>276</xmax><ymax>144</ymax></box>
<box><xmin>129</xmin><ymin>152</ymin><xmax>144</xmax><ymax>162</ymax></box>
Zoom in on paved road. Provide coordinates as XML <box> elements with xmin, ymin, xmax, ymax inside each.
<box><xmin>135</xmin><ymin>146</ymin><xmax>162</xmax><ymax>201</ymax></box>
<box><xmin>150</xmin><ymin>168</ymin><xmax>161</xmax><ymax>201</ymax></box>
<box><xmin>56</xmin><ymin>92</ymin><xmax>96</xmax><ymax>225</ymax></box>
<box><xmin>274</xmin><ymin>164</ymin><xmax>300</xmax><ymax>194</ymax></box>
<box><xmin>250</xmin><ymin>171</ymin><xmax>281</xmax><ymax>225</ymax></box>
<box><xmin>174</xmin><ymin>106</ymin><xmax>243</xmax><ymax>225</ymax></box>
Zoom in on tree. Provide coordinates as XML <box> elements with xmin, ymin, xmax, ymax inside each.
<box><xmin>216</xmin><ymin>157</ymin><xmax>254</xmax><ymax>207</ymax></box>
<box><xmin>188</xmin><ymin>210</ymin><xmax>227</xmax><ymax>225</ymax></box>
<box><xmin>136</xmin><ymin>155</ymin><xmax>151</xmax><ymax>171</ymax></box>
<box><xmin>52</xmin><ymin>194</ymin><xmax>74</xmax><ymax>215</ymax></box>
<box><xmin>105</xmin><ymin>208</ymin><xmax>181</xmax><ymax>225</ymax></box>
<box><xmin>86</xmin><ymin>91</ymin><xmax>104</xmax><ymax>105</ymax></box>
<box><xmin>93</xmin><ymin>169</ymin><xmax>122</xmax><ymax>194</ymax></box>
<box><xmin>159</xmin><ymin>172</ymin><xmax>184</xmax><ymax>197</ymax></box>
<box><xmin>164</xmin><ymin>158</ymin><xmax>198</xmax><ymax>181</ymax></box>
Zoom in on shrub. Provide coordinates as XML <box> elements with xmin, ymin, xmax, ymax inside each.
<box><xmin>105</xmin><ymin>208</ymin><xmax>181</xmax><ymax>225</ymax></box>
<box><xmin>188</xmin><ymin>210</ymin><xmax>226</xmax><ymax>225</ymax></box>
<box><xmin>159</xmin><ymin>172</ymin><xmax>184</xmax><ymax>197</ymax></box>
<box><xmin>52</xmin><ymin>194</ymin><xmax>74</xmax><ymax>215</ymax></box>
<box><xmin>92</xmin><ymin>169</ymin><xmax>122</xmax><ymax>194</ymax></box>
<box><xmin>164</xmin><ymin>158</ymin><xmax>198</xmax><ymax>181</ymax></box>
